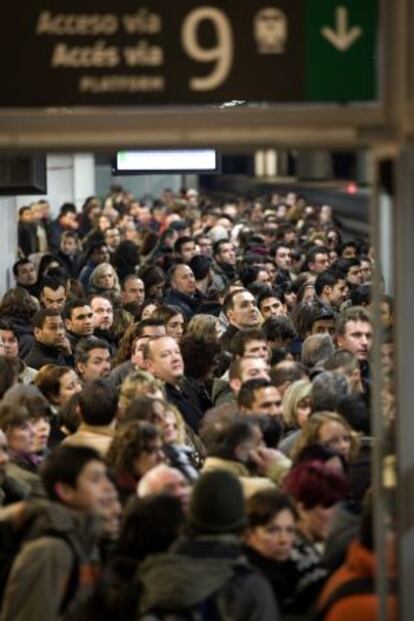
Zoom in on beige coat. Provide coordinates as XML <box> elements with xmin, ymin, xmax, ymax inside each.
<box><xmin>202</xmin><ymin>457</ymin><xmax>276</xmax><ymax>498</ymax></box>
<box><xmin>62</xmin><ymin>423</ymin><xmax>115</xmax><ymax>457</ymax></box>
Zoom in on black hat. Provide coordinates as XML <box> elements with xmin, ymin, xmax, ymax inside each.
<box><xmin>189</xmin><ymin>255</ymin><xmax>212</xmax><ymax>281</ymax></box>
<box><xmin>188</xmin><ymin>470</ymin><xmax>246</xmax><ymax>534</ymax></box>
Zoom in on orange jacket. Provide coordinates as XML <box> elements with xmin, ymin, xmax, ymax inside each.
<box><xmin>316</xmin><ymin>540</ymin><xmax>397</xmax><ymax>621</ymax></box>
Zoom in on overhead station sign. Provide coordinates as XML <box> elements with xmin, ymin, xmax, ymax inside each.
<box><xmin>0</xmin><ymin>0</ymin><xmax>378</xmax><ymax>107</ymax></box>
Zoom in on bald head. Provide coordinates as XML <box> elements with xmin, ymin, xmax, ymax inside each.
<box><xmin>144</xmin><ymin>336</ymin><xmax>184</xmax><ymax>384</ymax></box>
<box><xmin>137</xmin><ymin>464</ymin><xmax>190</xmax><ymax>510</ymax></box>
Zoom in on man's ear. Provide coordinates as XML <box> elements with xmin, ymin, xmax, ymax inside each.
<box><xmin>33</xmin><ymin>327</ymin><xmax>41</xmax><ymax>340</ymax></box>
<box><xmin>54</xmin><ymin>481</ymin><xmax>76</xmax><ymax>505</ymax></box>
<box><xmin>229</xmin><ymin>378</ymin><xmax>241</xmax><ymax>395</ymax></box>
<box><xmin>144</xmin><ymin>358</ymin><xmax>154</xmax><ymax>373</ymax></box>
<box><xmin>77</xmin><ymin>362</ymin><xmax>85</xmax><ymax>377</ymax></box>
<box><xmin>226</xmin><ymin>308</ymin><xmax>235</xmax><ymax>324</ymax></box>
<box><xmin>336</xmin><ymin>334</ymin><xmax>345</xmax><ymax>349</ymax></box>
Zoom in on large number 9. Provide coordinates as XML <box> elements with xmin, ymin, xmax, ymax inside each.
<box><xmin>181</xmin><ymin>7</ymin><xmax>234</xmax><ymax>92</ymax></box>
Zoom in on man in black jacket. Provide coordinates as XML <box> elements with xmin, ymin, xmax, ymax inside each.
<box><xmin>63</xmin><ymin>299</ymin><xmax>95</xmax><ymax>352</ymax></box>
<box><xmin>144</xmin><ymin>336</ymin><xmax>205</xmax><ymax>433</ymax></box>
<box><xmin>164</xmin><ymin>264</ymin><xmax>199</xmax><ymax>320</ymax></box>
<box><xmin>24</xmin><ymin>309</ymin><xmax>72</xmax><ymax>370</ymax></box>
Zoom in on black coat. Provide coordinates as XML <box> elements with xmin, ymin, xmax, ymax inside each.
<box><xmin>165</xmin><ymin>378</ymin><xmax>206</xmax><ymax>433</ymax></box>
<box><xmin>24</xmin><ymin>341</ymin><xmax>72</xmax><ymax>370</ymax></box>
<box><xmin>164</xmin><ymin>289</ymin><xmax>199</xmax><ymax>320</ymax></box>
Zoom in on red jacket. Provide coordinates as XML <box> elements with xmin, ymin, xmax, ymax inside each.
<box><xmin>316</xmin><ymin>540</ymin><xmax>397</xmax><ymax>621</ymax></box>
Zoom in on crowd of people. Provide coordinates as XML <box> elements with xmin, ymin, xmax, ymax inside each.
<box><xmin>0</xmin><ymin>186</ymin><xmax>395</xmax><ymax>620</ymax></box>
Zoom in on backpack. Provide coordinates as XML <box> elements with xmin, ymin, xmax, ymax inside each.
<box><xmin>0</xmin><ymin>522</ymin><xmax>80</xmax><ymax>615</ymax></box>
<box><xmin>139</xmin><ymin>589</ymin><xmax>231</xmax><ymax>621</ymax></box>
<box><xmin>137</xmin><ymin>559</ymin><xmax>250</xmax><ymax>621</ymax></box>
<box><xmin>92</xmin><ymin>561</ymin><xmax>234</xmax><ymax>621</ymax></box>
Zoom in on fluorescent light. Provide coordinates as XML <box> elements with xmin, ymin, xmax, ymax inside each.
<box><xmin>115</xmin><ymin>149</ymin><xmax>218</xmax><ymax>173</ymax></box>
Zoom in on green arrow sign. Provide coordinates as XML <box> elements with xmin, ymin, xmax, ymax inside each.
<box><xmin>306</xmin><ymin>0</ymin><xmax>378</xmax><ymax>102</ymax></box>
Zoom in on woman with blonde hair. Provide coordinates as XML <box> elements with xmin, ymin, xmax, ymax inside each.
<box><xmin>88</xmin><ymin>262</ymin><xmax>120</xmax><ymax>296</ymax></box>
<box><xmin>282</xmin><ymin>380</ymin><xmax>312</xmax><ymax>431</ymax></box>
<box><xmin>118</xmin><ymin>370</ymin><xmax>164</xmax><ymax>416</ymax></box>
<box><xmin>278</xmin><ymin>379</ymin><xmax>313</xmax><ymax>456</ymax></box>
<box><xmin>291</xmin><ymin>411</ymin><xmax>359</xmax><ymax>463</ymax></box>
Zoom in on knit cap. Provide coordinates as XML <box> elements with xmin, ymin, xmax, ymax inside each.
<box><xmin>188</xmin><ymin>470</ymin><xmax>246</xmax><ymax>534</ymax></box>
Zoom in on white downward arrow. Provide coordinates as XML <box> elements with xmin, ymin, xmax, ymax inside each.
<box><xmin>321</xmin><ymin>6</ymin><xmax>362</xmax><ymax>52</ymax></box>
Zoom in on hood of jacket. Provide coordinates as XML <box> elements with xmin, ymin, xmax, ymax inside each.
<box><xmin>138</xmin><ymin>552</ymin><xmax>237</xmax><ymax>612</ymax></box>
<box><xmin>21</xmin><ymin>499</ymin><xmax>101</xmax><ymax>555</ymax></box>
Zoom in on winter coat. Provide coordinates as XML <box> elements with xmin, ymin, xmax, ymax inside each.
<box><xmin>202</xmin><ymin>457</ymin><xmax>275</xmax><ymax>499</ymax></box>
<box><xmin>24</xmin><ymin>341</ymin><xmax>71</xmax><ymax>370</ymax></box>
<box><xmin>164</xmin><ymin>289</ymin><xmax>198</xmax><ymax>320</ymax></box>
<box><xmin>315</xmin><ymin>540</ymin><xmax>397</xmax><ymax>621</ymax></box>
<box><xmin>137</xmin><ymin>535</ymin><xmax>279</xmax><ymax>621</ymax></box>
<box><xmin>243</xmin><ymin>545</ymin><xmax>300</xmax><ymax>613</ymax></box>
<box><xmin>0</xmin><ymin>500</ymin><xmax>102</xmax><ymax>621</ymax></box>
<box><xmin>62</xmin><ymin>423</ymin><xmax>115</xmax><ymax>457</ymax></box>
<box><xmin>6</xmin><ymin>458</ymin><xmax>45</xmax><ymax>499</ymax></box>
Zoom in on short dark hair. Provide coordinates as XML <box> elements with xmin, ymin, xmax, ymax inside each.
<box><xmin>333</xmin><ymin>257</ymin><xmax>361</xmax><ymax>279</ymax></box>
<box><xmin>78</xmin><ymin>379</ymin><xmax>118</xmax><ymax>426</ymax></box>
<box><xmin>32</xmin><ymin>308</ymin><xmax>61</xmax><ymax>330</ymax></box>
<box><xmin>238</xmin><ymin>378</ymin><xmax>272</xmax><ymax>409</ymax></box>
<box><xmin>39</xmin><ymin>277</ymin><xmax>67</xmax><ymax>294</ymax></box>
<box><xmin>174</xmin><ymin>236</ymin><xmax>194</xmax><ymax>255</ymax></box>
<box><xmin>350</xmin><ymin>284</ymin><xmax>372</xmax><ymax>307</ymax></box>
<box><xmin>200</xmin><ymin>411</ymin><xmax>255</xmax><ymax>460</ymax></box>
<box><xmin>59</xmin><ymin>202</ymin><xmax>77</xmax><ymax>215</ymax></box>
<box><xmin>246</xmin><ymin>489</ymin><xmax>298</xmax><ymax>528</ymax></box>
<box><xmin>314</xmin><ymin>270</ymin><xmax>342</xmax><ymax>297</ymax></box>
<box><xmin>213</xmin><ymin>239</ymin><xmax>230</xmax><ymax>258</ymax></box>
<box><xmin>0</xmin><ymin>320</ymin><xmax>16</xmax><ymax>335</ymax></box>
<box><xmin>257</xmin><ymin>289</ymin><xmax>281</xmax><ymax>311</ymax></box>
<box><xmin>306</xmin><ymin>245</ymin><xmax>329</xmax><ymax>264</ymax></box>
<box><xmin>63</xmin><ymin>298</ymin><xmax>91</xmax><ymax>321</ymax></box>
<box><xmin>136</xmin><ymin>318</ymin><xmax>165</xmax><ymax>338</ymax></box>
<box><xmin>120</xmin><ymin>274</ymin><xmax>140</xmax><ymax>290</ymax></box>
<box><xmin>262</xmin><ymin>316</ymin><xmax>297</xmax><ymax>342</ymax></box>
<box><xmin>338</xmin><ymin>240</ymin><xmax>360</xmax><ymax>257</ymax></box>
<box><xmin>74</xmin><ymin>337</ymin><xmax>110</xmax><ymax>367</ymax></box>
<box><xmin>239</xmin><ymin>265</ymin><xmax>260</xmax><ymax>288</ymax></box>
<box><xmin>270</xmin><ymin>360</ymin><xmax>307</xmax><ymax>388</ymax></box>
<box><xmin>230</xmin><ymin>328</ymin><xmax>267</xmax><ymax>357</ymax></box>
<box><xmin>41</xmin><ymin>445</ymin><xmax>102</xmax><ymax>501</ymax></box>
<box><xmin>222</xmin><ymin>289</ymin><xmax>247</xmax><ymax>317</ymax></box>
<box><xmin>12</xmin><ymin>259</ymin><xmax>33</xmax><ymax>278</ymax></box>
<box><xmin>180</xmin><ymin>334</ymin><xmax>221</xmax><ymax>381</ymax></box>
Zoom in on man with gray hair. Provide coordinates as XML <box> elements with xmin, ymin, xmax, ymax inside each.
<box><xmin>301</xmin><ymin>334</ymin><xmax>335</xmax><ymax>370</ymax></box>
<box><xmin>311</xmin><ymin>371</ymin><xmax>349</xmax><ymax>412</ymax></box>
